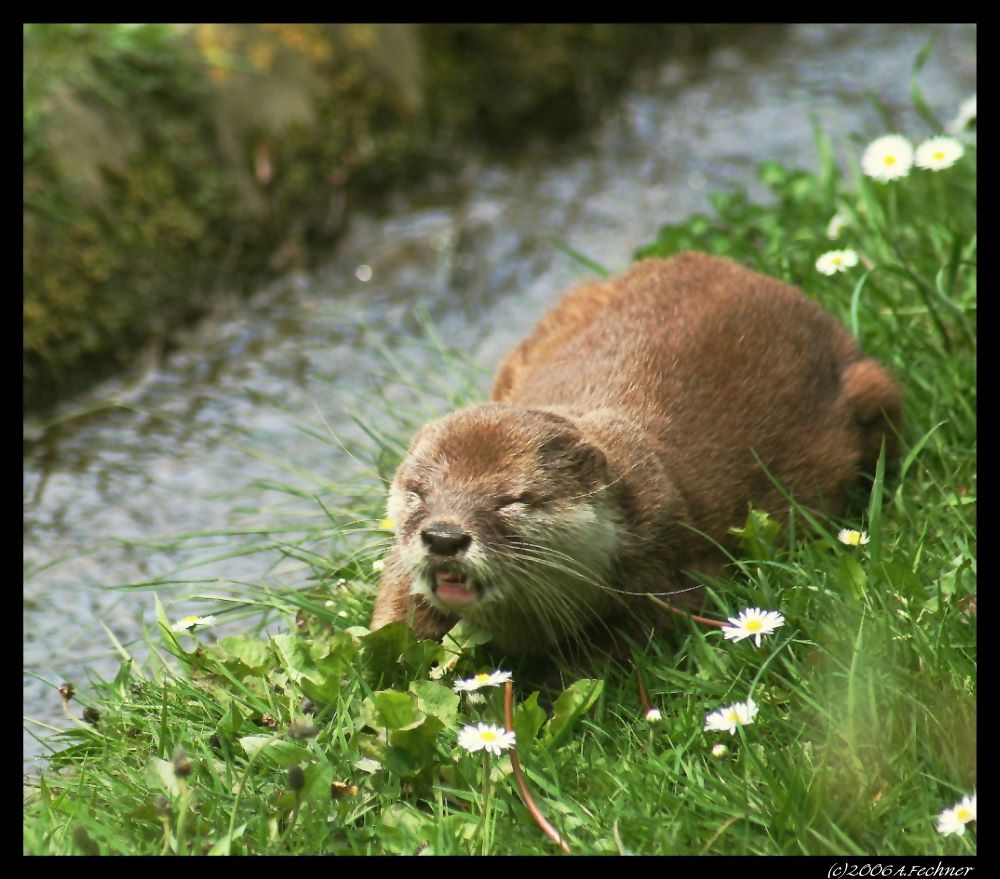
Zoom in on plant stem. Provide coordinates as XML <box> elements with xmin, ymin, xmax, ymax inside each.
<box><xmin>480</xmin><ymin>751</ymin><xmax>491</xmax><ymax>855</ymax></box>
<box><xmin>504</xmin><ymin>682</ymin><xmax>571</xmax><ymax>854</ymax></box>
<box><xmin>636</xmin><ymin>668</ymin><xmax>651</xmax><ymax>715</ymax></box>
<box><xmin>646</xmin><ymin>594</ymin><xmax>726</xmax><ymax>628</ymax></box>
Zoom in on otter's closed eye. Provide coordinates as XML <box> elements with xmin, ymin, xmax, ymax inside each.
<box><xmin>497</xmin><ymin>493</ymin><xmax>536</xmax><ymax>509</ymax></box>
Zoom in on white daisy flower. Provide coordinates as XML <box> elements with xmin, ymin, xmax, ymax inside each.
<box><xmin>722</xmin><ymin>607</ymin><xmax>786</xmax><ymax>648</ymax></box>
<box><xmin>452</xmin><ymin>670</ymin><xmax>513</xmax><ymax>693</ymax></box>
<box><xmin>711</xmin><ymin>743</ymin><xmax>729</xmax><ymax>758</ymax></box>
<box><xmin>946</xmin><ymin>95</ymin><xmax>976</xmax><ymax>135</ymax></box>
<box><xmin>170</xmin><ymin>615</ymin><xmax>218</xmax><ymax>633</ymax></box>
<box><xmin>861</xmin><ymin>134</ymin><xmax>914</xmax><ymax>182</ymax></box>
<box><xmin>837</xmin><ymin>528</ymin><xmax>870</xmax><ymax>546</ymax></box>
<box><xmin>937</xmin><ymin>793</ymin><xmax>976</xmax><ymax>836</ymax></box>
<box><xmin>704</xmin><ymin>698</ymin><xmax>759</xmax><ymax>736</ymax></box>
<box><xmin>816</xmin><ymin>249</ymin><xmax>860</xmax><ymax>276</ymax></box>
<box><xmin>915</xmin><ymin>136</ymin><xmax>965</xmax><ymax>172</ymax></box>
<box><xmin>645</xmin><ymin>708</ymin><xmax>662</xmax><ymax>724</ymax></box>
<box><xmin>826</xmin><ymin>212</ymin><xmax>849</xmax><ymax>240</ymax></box>
<box><xmin>457</xmin><ymin>722</ymin><xmax>516</xmax><ymax>756</ymax></box>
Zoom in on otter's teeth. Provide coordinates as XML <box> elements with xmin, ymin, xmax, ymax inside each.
<box><xmin>433</xmin><ymin>570</ymin><xmax>478</xmax><ymax>607</ymax></box>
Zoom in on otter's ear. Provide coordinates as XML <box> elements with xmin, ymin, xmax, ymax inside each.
<box><xmin>406</xmin><ymin>422</ymin><xmax>431</xmax><ymax>453</ymax></box>
<box><xmin>539</xmin><ymin>433</ymin><xmax>608</xmax><ymax>487</ymax></box>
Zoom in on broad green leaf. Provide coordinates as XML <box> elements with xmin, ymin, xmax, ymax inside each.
<box><xmin>127</xmin><ymin>797</ymin><xmax>171</xmax><ymax>825</ymax></box>
<box><xmin>542</xmin><ymin>678</ymin><xmax>604</xmax><ymax>748</ymax></box>
<box><xmin>361</xmin><ymin>622</ymin><xmax>418</xmax><ymax>681</ymax></box>
<box><xmin>389</xmin><ymin>716</ymin><xmax>445</xmax><ymax>775</ymax></box>
<box><xmin>207</xmin><ymin>823</ymin><xmax>247</xmax><ymax>856</ymax></box>
<box><xmin>513</xmin><ymin>690</ymin><xmax>546</xmax><ymax>754</ymax></box>
<box><xmin>215</xmin><ymin>635</ymin><xmax>273</xmax><ymax>672</ymax></box>
<box><xmin>144</xmin><ymin>755</ymin><xmax>181</xmax><ymax>797</ymax></box>
<box><xmin>730</xmin><ymin>508</ymin><xmax>782</xmax><ymax>559</ymax></box>
<box><xmin>838</xmin><ymin>553</ymin><xmax>868</xmax><ymax>601</ymax></box>
<box><xmin>215</xmin><ymin>702</ymin><xmax>244</xmax><ymax>740</ymax></box>
<box><xmin>442</xmin><ymin>619</ymin><xmax>494</xmax><ymax>652</ymax></box>
<box><xmin>401</xmin><ymin>639</ymin><xmax>448</xmax><ymax>678</ymax></box>
<box><xmin>880</xmin><ymin>561</ymin><xmax>924</xmax><ymax>602</ymax></box>
<box><xmin>271</xmin><ymin>633</ymin><xmax>312</xmax><ymax>682</ymax></box>
<box><xmin>378</xmin><ymin>803</ymin><xmax>435</xmax><ymax>852</ymax></box>
<box><xmin>238</xmin><ymin>735</ymin><xmax>313</xmax><ymax>767</ymax></box>
<box><xmin>409</xmin><ymin>679</ymin><xmax>459</xmax><ymax>728</ymax></box>
<box><xmin>365</xmin><ymin>689</ymin><xmax>425</xmax><ymax>732</ymax></box>
<box><xmin>270</xmin><ymin>631</ymin><xmax>356</xmax><ymax>701</ymax></box>
<box><xmin>271</xmin><ymin>762</ymin><xmax>334</xmax><ymax>812</ymax></box>
<box><xmin>356</xmin><ymin>732</ymin><xmax>389</xmax><ymax>765</ymax></box>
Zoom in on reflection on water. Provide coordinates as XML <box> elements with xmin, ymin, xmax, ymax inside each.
<box><xmin>23</xmin><ymin>24</ymin><xmax>975</xmax><ymax>766</ymax></box>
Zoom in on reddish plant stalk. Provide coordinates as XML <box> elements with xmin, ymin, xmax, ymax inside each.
<box><xmin>646</xmin><ymin>594</ymin><xmax>727</xmax><ymax>629</ymax></box>
<box><xmin>504</xmin><ymin>682</ymin><xmax>571</xmax><ymax>854</ymax></box>
<box><xmin>635</xmin><ymin>668</ymin><xmax>651</xmax><ymax>715</ymax></box>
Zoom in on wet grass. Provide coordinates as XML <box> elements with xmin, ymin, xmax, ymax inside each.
<box><xmin>23</xmin><ymin>88</ymin><xmax>975</xmax><ymax>855</ymax></box>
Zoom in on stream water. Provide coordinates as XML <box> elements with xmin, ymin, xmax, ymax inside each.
<box><xmin>23</xmin><ymin>23</ymin><xmax>976</xmax><ymax>769</ymax></box>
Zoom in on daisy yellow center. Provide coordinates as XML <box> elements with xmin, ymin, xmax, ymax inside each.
<box><xmin>832</xmin><ymin>256</ymin><xmax>843</xmax><ymax>265</ymax></box>
<box><xmin>933</xmin><ymin>151</ymin><xmax>945</xmax><ymax>161</ymax></box>
<box><xmin>845</xmin><ymin>532</ymin><xmax>860</xmax><ymax>545</ymax></box>
<box><xmin>726</xmin><ymin>710</ymin><xmax>738</xmax><ymax>723</ymax></box>
<box><xmin>956</xmin><ymin>807</ymin><xmax>972</xmax><ymax>822</ymax></box>
<box><xmin>481</xmin><ymin>731</ymin><xmax>497</xmax><ymax>743</ymax></box>
<box><xmin>884</xmin><ymin>155</ymin><xmax>897</xmax><ymax>166</ymax></box>
<box><xmin>475</xmin><ymin>673</ymin><xmax>490</xmax><ymax>683</ymax></box>
<box><xmin>746</xmin><ymin>619</ymin><xmax>764</xmax><ymax>632</ymax></box>
<box><xmin>181</xmin><ymin>616</ymin><xmax>198</xmax><ymax>625</ymax></box>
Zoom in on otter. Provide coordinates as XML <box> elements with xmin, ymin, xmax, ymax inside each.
<box><xmin>370</xmin><ymin>253</ymin><xmax>901</xmax><ymax>656</ymax></box>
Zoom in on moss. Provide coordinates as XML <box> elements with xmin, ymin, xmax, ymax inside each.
<box><xmin>23</xmin><ymin>23</ymin><xmax>768</xmax><ymax>412</ymax></box>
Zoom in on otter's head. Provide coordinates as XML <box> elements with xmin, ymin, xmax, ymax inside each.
<box><xmin>386</xmin><ymin>403</ymin><xmax>621</xmax><ymax>652</ymax></box>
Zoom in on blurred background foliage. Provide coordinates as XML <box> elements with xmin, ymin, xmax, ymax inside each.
<box><xmin>23</xmin><ymin>23</ymin><xmax>749</xmax><ymax>412</ymax></box>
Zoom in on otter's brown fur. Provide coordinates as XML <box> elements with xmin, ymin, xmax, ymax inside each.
<box><xmin>371</xmin><ymin>253</ymin><xmax>901</xmax><ymax>655</ymax></box>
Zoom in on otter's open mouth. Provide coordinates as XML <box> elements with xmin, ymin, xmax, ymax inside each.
<box><xmin>430</xmin><ymin>562</ymin><xmax>481</xmax><ymax>608</ymax></box>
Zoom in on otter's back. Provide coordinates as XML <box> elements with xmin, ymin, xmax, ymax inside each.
<box><xmin>492</xmin><ymin>252</ymin><xmax>900</xmax><ymax>537</ymax></box>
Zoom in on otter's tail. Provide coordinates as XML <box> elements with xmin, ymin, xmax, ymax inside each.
<box><xmin>840</xmin><ymin>358</ymin><xmax>903</xmax><ymax>475</ymax></box>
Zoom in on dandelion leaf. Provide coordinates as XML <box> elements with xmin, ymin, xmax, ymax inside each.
<box><xmin>144</xmin><ymin>755</ymin><xmax>181</xmax><ymax>797</ymax></box>
<box><xmin>837</xmin><ymin>553</ymin><xmax>868</xmax><ymax>601</ymax></box>
<box><xmin>408</xmin><ymin>679</ymin><xmax>459</xmax><ymax>728</ymax></box>
<box><xmin>542</xmin><ymin>678</ymin><xmax>604</xmax><ymax>748</ymax></box>
<box><xmin>238</xmin><ymin>735</ymin><xmax>313</xmax><ymax>767</ymax></box>
<box><xmin>213</xmin><ymin>635</ymin><xmax>274</xmax><ymax>674</ymax></box>
<box><xmin>364</xmin><ymin>689</ymin><xmax>426</xmax><ymax>732</ymax></box>
<box><xmin>513</xmin><ymin>690</ymin><xmax>546</xmax><ymax>754</ymax></box>
<box><xmin>361</xmin><ymin>621</ymin><xmax>418</xmax><ymax>681</ymax></box>
<box><xmin>730</xmin><ymin>508</ymin><xmax>782</xmax><ymax>559</ymax></box>
<box><xmin>388</xmin><ymin>716</ymin><xmax>445</xmax><ymax>776</ymax></box>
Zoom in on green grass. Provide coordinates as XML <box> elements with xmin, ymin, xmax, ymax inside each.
<box><xmin>23</xmin><ymin>89</ymin><xmax>976</xmax><ymax>855</ymax></box>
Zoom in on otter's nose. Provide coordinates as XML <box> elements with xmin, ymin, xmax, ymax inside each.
<box><xmin>421</xmin><ymin>523</ymin><xmax>471</xmax><ymax>556</ymax></box>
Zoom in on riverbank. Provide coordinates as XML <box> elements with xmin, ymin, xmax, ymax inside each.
<box><xmin>24</xmin><ymin>23</ymin><xmax>753</xmax><ymax>413</ymax></box>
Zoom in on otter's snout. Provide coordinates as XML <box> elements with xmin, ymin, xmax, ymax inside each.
<box><xmin>421</xmin><ymin>523</ymin><xmax>471</xmax><ymax>556</ymax></box>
